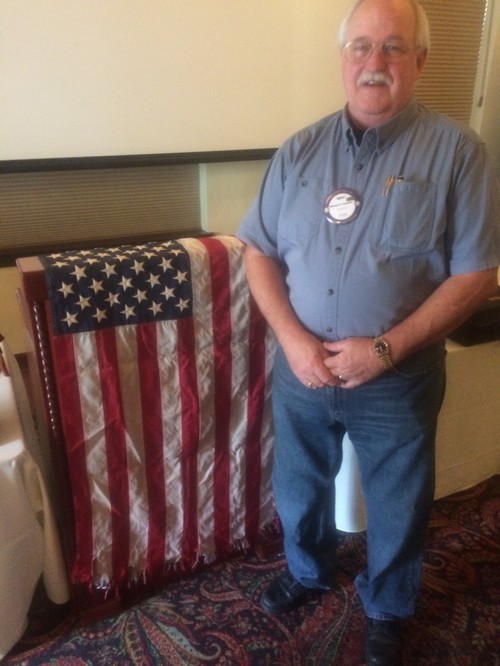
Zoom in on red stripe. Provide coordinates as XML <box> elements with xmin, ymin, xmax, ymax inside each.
<box><xmin>50</xmin><ymin>332</ymin><xmax>94</xmax><ymax>584</ymax></box>
<box><xmin>245</xmin><ymin>295</ymin><xmax>268</xmax><ymax>545</ymax></box>
<box><xmin>199</xmin><ymin>237</ymin><xmax>232</xmax><ymax>556</ymax></box>
<box><xmin>136</xmin><ymin>322</ymin><xmax>166</xmax><ymax>576</ymax></box>
<box><xmin>176</xmin><ymin>316</ymin><xmax>200</xmax><ymax>565</ymax></box>
<box><xmin>95</xmin><ymin>327</ymin><xmax>130</xmax><ymax>583</ymax></box>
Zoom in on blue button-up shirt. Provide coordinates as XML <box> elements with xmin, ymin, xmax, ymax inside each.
<box><xmin>237</xmin><ymin>100</ymin><xmax>499</xmax><ymax>340</ymax></box>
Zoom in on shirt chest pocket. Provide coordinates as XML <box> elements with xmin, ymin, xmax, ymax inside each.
<box><xmin>278</xmin><ymin>176</ymin><xmax>330</xmax><ymax>242</ymax></box>
<box><xmin>374</xmin><ymin>180</ymin><xmax>437</xmax><ymax>252</ymax></box>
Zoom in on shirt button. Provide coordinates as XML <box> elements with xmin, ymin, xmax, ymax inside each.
<box><xmin>327</xmin><ymin>288</ymin><xmax>334</xmax><ymax>295</ymax></box>
<box><xmin>357</xmin><ymin>163</ymin><xmax>363</xmax><ymax>171</ymax></box>
<box><xmin>326</xmin><ymin>327</ymin><xmax>333</xmax><ymax>333</ymax></box>
<box><xmin>335</xmin><ymin>247</ymin><xmax>342</xmax><ymax>254</ymax></box>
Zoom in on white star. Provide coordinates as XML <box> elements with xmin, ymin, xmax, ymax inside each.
<box><xmin>102</xmin><ymin>263</ymin><xmax>117</xmax><ymax>278</ymax></box>
<box><xmin>92</xmin><ymin>308</ymin><xmax>108</xmax><ymax>322</ymax></box>
<box><xmin>160</xmin><ymin>257</ymin><xmax>173</xmax><ymax>271</ymax></box>
<box><xmin>119</xmin><ymin>276</ymin><xmax>134</xmax><ymax>290</ymax></box>
<box><xmin>122</xmin><ymin>304</ymin><xmax>136</xmax><ymax>319</ymax></box>
<box><xmin>149</xmin><ymin>302</ymin><xmax>163</xmax><ymax>316</ymax></box>
<box><xmin>132</xmin><ymin>260</ymin><xmax>145</xmax><ymax>274</ymax></box>
<box><xmin>134</xmin><ymin>289</ymin><xmax>148</xmax><ymax>303</ymax></box>
<box><xmin>174</xmin><ymin>270</ymin><xmax>188</xmax><ymax>285</ymax></box>
<box><xmin>61</xmin><ymin>311</ymin><xmax>79</xmax><ymax>326</ymax></box>
<box><xmin>175</xmin><ymin>298</ymin><xmax>190</xmax><ymax>312</ymax></box>
<box><xmin>161</xmin><ymin>286</ymin><xmax>176</xmax><ymax>300</ymax></box>
<box><xmin>90</xmin><ymin>279</ymin><xmax>105</xmax><ymax>294</ymax></box>
<box><xmin>71</xmin><ymin>265</ymin><xmax>87</xmax><ymax>280</ymax></box>
<box><xmin>77</xmin><ymin>295</ymin><xmax>92</xmax><ymax>310</ymax></box>
<box><xmin>147</xmin><ymin>273</ymin><xmax>161</xmax><ymax>288</ymax></box>
<box><xmin>58</xmin><ymin>282</ymin><xmax>74</xmax><ymax>297</ymax></box>
<box><xmin>105</xmin><ymin>292</ymin><xmax>121</xmax><ymax>306</ymax></box>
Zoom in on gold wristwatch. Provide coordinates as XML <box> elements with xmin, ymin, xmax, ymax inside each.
<box><xmin>373</xmin><ymin>336</ymin><xmax>394</xmax><ymax>370</ymax></box>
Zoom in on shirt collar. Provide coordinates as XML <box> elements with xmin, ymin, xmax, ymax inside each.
<box><xmin>343</xmin><ymin>98</ymin><xmax>419</xmax><ymax>152</ymax></box>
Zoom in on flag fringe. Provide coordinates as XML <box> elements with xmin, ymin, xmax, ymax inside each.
<box><xmin>73</xmin><ymin>519</ymin><xmax>282</xmax><ymax>608</ymax></box>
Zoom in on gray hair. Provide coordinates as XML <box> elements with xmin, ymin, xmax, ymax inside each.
<box><xmin>337</xmin><ymin>0</ymin><xmax>431</xmax><ymax>52</ymax></box>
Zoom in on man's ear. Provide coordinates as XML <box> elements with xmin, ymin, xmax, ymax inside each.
<box><xmin>416</xmin><ymin>48</ymin><xmax>428</xmax><ymax>76</ymax></box>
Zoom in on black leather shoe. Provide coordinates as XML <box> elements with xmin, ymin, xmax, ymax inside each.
<box><xmin>364</xmin><ymin>618</ymin><xmax>403</xmax><ymax>666</ymax></box>
<box><xmin>260</xmin><ymin>570</ymin><xmax>311</xmax><ymax>615</ymax></box>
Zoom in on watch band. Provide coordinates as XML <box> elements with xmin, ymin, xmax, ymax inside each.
<box><xmin>373</xmin><ymin>336</ymin><xmax>395</xmax><ymax>370</ymax></box>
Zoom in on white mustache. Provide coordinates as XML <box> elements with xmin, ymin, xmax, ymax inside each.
<box><xmin>357</xmin><ymin>72</ymin><xmax>393</xmax><ymax>86</ymax></box>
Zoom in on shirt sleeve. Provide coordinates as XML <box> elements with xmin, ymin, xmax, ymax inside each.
<box><xmin>236</xmin><ymin>143</ymin><xmax>291</xmax><ymax>259</ymax></box>
<box><xmin>446</xmin><ymin>131</ymin><xmax>500</xmax><ymax>276</ymax></box>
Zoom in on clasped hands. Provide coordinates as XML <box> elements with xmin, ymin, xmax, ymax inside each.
<box><xmin>284</xmin><ymin>335</ymin><xmax>385</xmax><ymax>390</ymax></box>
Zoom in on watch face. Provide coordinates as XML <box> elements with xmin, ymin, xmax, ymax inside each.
<box><xmin>374</xmin><ymin>337</ymin><xmax>393</xmax><ymax>369</ymax></box>
<box><xmin>375</xmin><ymin>338</ymin><xmax>389</xmax><ymax>355</ymax></box>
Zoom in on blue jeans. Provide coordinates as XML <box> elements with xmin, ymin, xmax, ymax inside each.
<box><xmin>271</xmin><ymin>345</ymin><xmax>446</xmax><ymax>619</ymax></box>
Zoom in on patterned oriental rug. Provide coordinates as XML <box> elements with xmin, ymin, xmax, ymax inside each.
<box><xmin>4</xmin><ymin>476</ymin><xmax>499</xmax><ymax>666</ymax></box>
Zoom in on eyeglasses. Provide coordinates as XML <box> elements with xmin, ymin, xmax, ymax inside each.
<box><xmin>343</xmin><ymin>40</ymin><xmax>411</xmax><ymax>63</ymax></box>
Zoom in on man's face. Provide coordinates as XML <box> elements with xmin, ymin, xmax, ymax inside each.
<box><xmin>341</xmin><ymin>0</ymin><xmax>427</xmax><ymax>129</ymax></box>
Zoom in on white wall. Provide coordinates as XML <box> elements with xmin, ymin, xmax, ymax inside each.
<box><xmin>200</xmin><ymin>161</ymin><xmax>269</xmax><ymax>235</ymax></box>
<box><xmin>0</xmin><ymin>0</ymin><xmax>347</xmax><ymax>159</ymax></box>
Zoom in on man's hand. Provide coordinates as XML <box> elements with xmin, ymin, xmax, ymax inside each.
<box><xmin>322</xmin><ymin>337</ymin><xmax>385</xmax><ymax>388</ymax></box>
<box><xmin>281</xmin><ymin>332</ymin><xmax>339</xmax><ymax>389</ymax></box>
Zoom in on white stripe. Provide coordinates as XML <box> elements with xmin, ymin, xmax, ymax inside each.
<box><xmin>157</xmin><ymin>318</ymin><xmax>185</xmax><ymax>562</ymax></box>
<box><xmin>180</xmin><ymin>237</ymin><xmax>217</xmax><ymax>556</ymax></box>
<box><xmin>221</xmin><ymin>235</ymin><xmax>250</xmax><ymax>543</ymax></box>
<box><xmin>114</xmin><ymin>324</ymin><xmax>149</xmax><ymax>573</ymax></box>
<box><xmin>260</xmin><ymin>325</ymin><xmax>277</xmax><ymax>527</ymax></box>
<box><xmin>73</xmin><ymin>330</ymin><xmax>112</xmax><ymax>581</ymax></box>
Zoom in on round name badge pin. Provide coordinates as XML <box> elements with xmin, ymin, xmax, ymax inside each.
<box><xmin>324</xmin><ymin>189</ymin><xmax>362</xmax><ymax>224</ymax></box>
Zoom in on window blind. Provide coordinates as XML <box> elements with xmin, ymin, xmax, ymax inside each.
<box><xmin>0</xmin><ymin>164</ymin><xmax>200</xmax><ymax>265</ymax></box>
<box><xmin>416</xmin><ymin>0</ymin><xmax>488</xmax><ymax>123</ymax></box>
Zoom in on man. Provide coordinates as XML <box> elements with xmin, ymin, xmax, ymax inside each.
<box><xmin>237</xmin><ymin>0</ymin><xmax>499</xmax><ymax>664</ymax></box>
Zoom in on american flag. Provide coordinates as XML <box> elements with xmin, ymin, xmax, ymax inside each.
<box><xmin>42</xmin><ymin>235</ymin><xmax>276</xmax><ymax>594</ymax></box>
